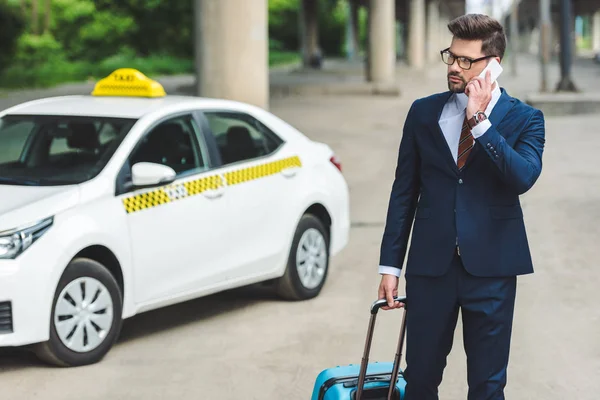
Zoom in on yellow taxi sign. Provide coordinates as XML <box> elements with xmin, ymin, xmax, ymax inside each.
<box><xmin>91</xmin><ymin>68</ymin><xmax>166</xmax><ymax>98</ymax></box>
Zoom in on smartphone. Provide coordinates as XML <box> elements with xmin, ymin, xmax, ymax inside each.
<box><xmin>478</xmin><ymin>58</ymin><xmax>503</xmax><ymax>83</ymax></box>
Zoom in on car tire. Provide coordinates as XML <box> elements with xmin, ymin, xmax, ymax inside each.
<box><xmin>34</xmin><ymin>258</ymin><xmax>123</xmax><ymax>367</ymax></box>
<box><xmin>276</xmin><ymin>214</ymin><xmax>330</xmax><ymax>301</ymax></box>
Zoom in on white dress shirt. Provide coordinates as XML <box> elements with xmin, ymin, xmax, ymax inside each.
<box><xmin>379</xmin><ymin>83</ymin><xmax>502</xmax><ymax>277</ymax></box>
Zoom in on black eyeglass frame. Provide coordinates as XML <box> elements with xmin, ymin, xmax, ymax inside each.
<box><xmin>440</xmin><ymin>47</ymin><xmax>498</xmax><ymax>70</ymax></box>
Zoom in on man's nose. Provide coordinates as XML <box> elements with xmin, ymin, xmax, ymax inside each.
<box><xmin>448</xmin><ymin>62</ymin><xmax>462</xmax><ymax>74</ymax></box>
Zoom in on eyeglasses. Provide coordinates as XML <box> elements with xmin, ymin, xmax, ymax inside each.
<box><xmin>440</xmin><ymin>48</ymin><xmax>497</xmax><ymax>70</ymax></box>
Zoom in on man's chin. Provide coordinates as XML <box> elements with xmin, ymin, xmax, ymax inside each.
<box><xmin>448</xmin><ymin>81</ymin><xmax>466</xmax><ymax>93</ymax></box>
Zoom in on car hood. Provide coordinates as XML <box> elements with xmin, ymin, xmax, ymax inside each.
<box><xmin>0</xmin><ymin>185</ymin><xmax>80</xmax><ymax>232</ymax></box>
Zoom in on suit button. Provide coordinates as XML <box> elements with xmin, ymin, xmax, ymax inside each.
<box><xmin>458</xmin><ymin>179</ymin><xmax>463</xmax><ymax>184</ymax></box>
<box><xmin>487</xmin><ymin>143</ymin><xmax>492</xmax><ymax>148</ymax></box>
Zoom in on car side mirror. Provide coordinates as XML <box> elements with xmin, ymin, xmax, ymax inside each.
<box><xmin>131</xmin><ymin>162</ymin><xmax>176</xmax><ymax>189</ymax></box>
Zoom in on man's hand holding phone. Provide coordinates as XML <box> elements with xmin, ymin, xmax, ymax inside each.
<box><xmin>465</xmin><ymin>69</ymin><xmax>493</xmax><ymax>118</ymax></box>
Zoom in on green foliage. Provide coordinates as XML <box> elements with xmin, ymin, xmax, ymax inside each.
<box><xmin>0</xmin><ymin>0</ymin><xmax>26</xmax><ymax>71</ymax></box>
<box><xmin>13</xmin><ymin>33</ymin><xmax>66</xmax><ymax>68</ymax></box>
<box><xmin>94</xmin><ymin>0</ymin><xmax>194</xmax><ymax>58</ymax></box>
<box><xmin>1</xmin><ymin>0</ymin><xmax>353</xmax><ymax>88</ymax></box>
<box><xmin>269</xmin><ymin>0</ymin><xmax>348</xmax><ymax>56</ymax></box>
<box><xmin>0</xmin><ymin>54</ymin><xmax>194</xmax><ymax>89</ymax></box>
<box><xmin>51</xmin><ymin>0</ymin><xmax>136</xmax><ymax>61</ymax></box>
<box><xmin>269</xmin><ymin>51</ymin><xmax>300</xmax><ymax>66</ymax></box>
<box><xmin>0</xmin><ymin>50</ymin><xmax>298</xmax><ymax>89</ymax></box>
<box><xmin>317</xmin><ymin>0</ymin><xmax>347</xmax><ymax>57</ymax></box>
<box><xmin>268</xmin><ymin>0</ymin><xmax>301</xmax><ymax>52</ymax></box>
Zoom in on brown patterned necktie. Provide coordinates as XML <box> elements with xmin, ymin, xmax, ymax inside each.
<box><xmin>457</xmin><ymin>115</ymin><xmax>474</xmax><ymax>170</ymax></box>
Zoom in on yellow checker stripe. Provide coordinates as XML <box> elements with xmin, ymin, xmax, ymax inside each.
<box><xmin>224</xmin><ymin>156</ymin><xmax>301</xmax><ymax>186</ymax></box>
<box><xmin>184</xmin><ymin>174</ymin><xmax>223</xmax><ymax>195</ymax></box>
<box><xmin>123</xmin><ymin>155</ymin><xmax>301</xmax><ymax>214</ymax></box>
<box><xmin>123</xmin><ymin>174</ymin><xmax>224</xmax><ymax>214</ymax></box>
<box><xmin>123</xmin><ymin>188</ymin><xmax>171</xmax><ymax>214</ymax></box>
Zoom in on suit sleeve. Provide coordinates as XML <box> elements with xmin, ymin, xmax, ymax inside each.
<box><xmin>475</xmin><ymin>108</ymin><xmax>545</xmax><ymax>195</ymax></box>
<box><xmin>379</xmin><ymin>102</ymin><xmax>421</xmax><ymax>271</ymax></box>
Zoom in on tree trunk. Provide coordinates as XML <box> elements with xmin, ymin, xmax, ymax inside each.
<box><xmin>44</xmin><ymin>0</ymin><xmax>51</xmax><ymax>33</ymax></box>
<box><xmin>31</xmin><ymin>0</ymin><xmax>39</xmax><ymax>35</ymax></box>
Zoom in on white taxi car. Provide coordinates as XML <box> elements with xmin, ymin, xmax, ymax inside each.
<box><xmin>0</xmin><ymin>69</ymin><xmax>349</xmax><ymax>367</ymax></box>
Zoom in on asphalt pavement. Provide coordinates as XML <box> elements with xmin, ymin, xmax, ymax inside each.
<box><xmin>1</xmin><ymin>56</ymin><xmax>599</xmax><ymax>399</ymax></box>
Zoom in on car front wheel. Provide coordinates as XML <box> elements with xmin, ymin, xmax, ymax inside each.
<box><xmin>34</xmin><ymin>258</ymin><xmax>123</xmax><ymax>367</ymax></box>
<box><xmin>276</xmin><ymin>214</ymin><xmax>330</xmax><ymax>300</ymax></box>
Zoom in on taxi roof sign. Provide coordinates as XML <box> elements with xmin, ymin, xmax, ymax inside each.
<box><xmin>91</xmin><ymin>68</ymin><xmax>166</xmax><ymax>98</ymax></box>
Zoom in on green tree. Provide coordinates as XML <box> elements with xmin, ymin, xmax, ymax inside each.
<box><xmin>269</xmin><ymin>0</ymin><xmax>300</xmax><ymax>51</ymax></box>
<box><xmin>94</xmin><ymin>0</ymin><xmax>194</xmax><ymax>58</ymax></box>
<box><xmin>50</xmin><ymin>0</ymin><xmax>136</xmax><ymax>61</ymax></box>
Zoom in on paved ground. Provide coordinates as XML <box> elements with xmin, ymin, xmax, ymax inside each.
<box><xmin>1</xmin><ymin>56</ymin><xmax>599</xmax><ymax>399</ymax></box>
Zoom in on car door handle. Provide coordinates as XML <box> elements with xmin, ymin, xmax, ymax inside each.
<box><xmin>202</xmin><ymin>186</ymin><xmax>225</xmax><ymax>199</ymax></box>
<box><xmin>281</xmin><ymin>167</ymin><xmax>299</xmax><ymax>178</ymax></box>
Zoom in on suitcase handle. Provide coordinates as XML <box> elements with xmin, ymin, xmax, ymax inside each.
<box><xmin>370</xmin><ymin>296</ymin><xmax>407</xmax><ymax>314</ymax></box>
<box><xmin>356</xmin><ymin>296</ymin><xmax>407</xmax><ymax>400</ymax></box>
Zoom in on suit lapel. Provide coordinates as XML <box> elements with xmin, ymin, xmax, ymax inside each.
<box><xmin>428</xmin><ymin>91</ymin><xmax>460</xmax><ymax>175</ymax></box>
<box><xmin>487</xmin><ymin>88</ymin><xmax>515</xmax><ymax>129</ymax></box>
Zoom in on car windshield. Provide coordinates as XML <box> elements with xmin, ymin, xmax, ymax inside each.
<box><xmin>0</xmin><ymin>114</ymin><xmax>136</xmax><ymax>186</ymax></box>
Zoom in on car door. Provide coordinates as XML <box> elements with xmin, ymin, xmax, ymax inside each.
<box><xmin>117</xmin><ymin>113</ymin><xmax>229</xmax><ymax>305</ymax></box>
<box><xmin>199</xmin><ymin>110</ymin><xmax>302</xmax><ymax>281</ymax></box>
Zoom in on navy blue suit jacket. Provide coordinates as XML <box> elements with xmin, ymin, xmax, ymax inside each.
<box><xmin>380</xmin><ymin>88</ymin><xmax>545</xmax><ymax>278</ymax></box>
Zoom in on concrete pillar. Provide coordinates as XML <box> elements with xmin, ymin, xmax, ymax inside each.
<box><xmin>438</xmin><ymin>11</ymin><xmax>452</xmax><ymax>54</ymax></box>
<box><xmin>194</xmin><ymin>0</ymin><xmax>269</xmax><ymax>109</ymax></box>
<box><xmin>408</xmin><ymin>0</ymin><xmax>426</xmax><ymax>69</ymax></box>
<box><xmin>593</xmin><ymin>10</ymin><xmax>600</xmax><ymax>52</ymax></box>
<box><xmin>509</xmin><ymin>0</ymin><xmax>518</xmax><ymax>76</ymax></box>
<box><xmin>300</xmin><ymin>0</ymin><xmax>321</xmax><ymax>68</ymax></box>
<box><xmin>397</xmin><ymin>20</ymin><xmax>406</xmax><ymax>59</ymax></box>
<box><xmin>540</xmin><ymin>0</ymin><xmax>551</xmax><ymax>92</ymax></box>
<box><xmin>552</xmin><ymin>16</ymin><xmax>561</xmax><ymax>56</ymax></box>
<box><xmin>427</xmin><ymin>0</ymin><xmax>440</xmax><ymax>63</ymax></box>
<box><xmin>367</xmin><ymin>0</ymin><xmax>396</xmax><ymax>83</ymax></box>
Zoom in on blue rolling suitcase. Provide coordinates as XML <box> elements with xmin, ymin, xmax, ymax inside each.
<box><xmin>311</xmin><ymin>296</ymin><xmax>407</xmax><ymax>400</ymax></box>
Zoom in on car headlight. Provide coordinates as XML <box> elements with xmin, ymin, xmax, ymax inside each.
<box><xmin>0</xmin><ymin>217</ymin><xmax>53</xmax><ymax>259</ymax></box>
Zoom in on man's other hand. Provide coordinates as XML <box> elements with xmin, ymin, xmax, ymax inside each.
<box><xmin>378</xmin><ymin>274</ymin><xmax>404</xmax><ymax>310</ymax></box>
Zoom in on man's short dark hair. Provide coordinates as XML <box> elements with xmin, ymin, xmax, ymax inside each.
<box><xmin>448</xmin><ymin>14</ymin><xmax>506</xmax><ymax>59</ymax></box>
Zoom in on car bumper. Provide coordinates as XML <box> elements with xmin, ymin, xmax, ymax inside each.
<box><xmin>0</xmin><ymin>240</ymin><xmax>62</xmax><ymax>347</ymax></box>
<box><xmin>330</xmin><ymin>173</ymin><xmax>350</xmax><ymax>257</ymax></box>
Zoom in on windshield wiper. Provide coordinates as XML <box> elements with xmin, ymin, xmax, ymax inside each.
<box><xmin>0</xmin><ymin>177</ymin><xmax>41</xmax><ymax>186</ymax></box>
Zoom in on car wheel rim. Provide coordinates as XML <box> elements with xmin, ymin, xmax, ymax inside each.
<box><xmin>296</xmin><ymin>228</ymin><xmax>327</xmax><ymax>290</ymax></box>
<box><xmin>54</xmin><ymin>277</ymin><xmax>114</xmax><ymax>353</ymax></box>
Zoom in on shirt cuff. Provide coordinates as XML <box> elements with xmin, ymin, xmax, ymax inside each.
<box><xmin>379</xmin><ymin>265</ymin><xmax>401</xmax><ymax>277</ymax></box>
<box><xmin>471</xmin><ymin>119</ymin><xmax>491</xmax><ymax>139</ymax></box>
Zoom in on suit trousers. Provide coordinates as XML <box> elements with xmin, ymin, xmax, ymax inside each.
<box><xmin>403</xmin><ymin>250</ymin><xmax>517</xmax><ymax>400</ymax></box>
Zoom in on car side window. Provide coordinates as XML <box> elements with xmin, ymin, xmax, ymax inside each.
<box><xmin>203</xmin><ymin>111</ymin><xmax>283</xmax><ymax>165</ymax></box>
<box><xmin>129</xmin><ymin>115</ymin><xmax>207</xmax><ymax>176</ymax></box>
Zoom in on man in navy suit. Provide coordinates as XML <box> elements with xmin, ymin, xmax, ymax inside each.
<box><xmin>377</xmin><ymin>14</ymin><xmax>545</xmax><ymax>400</ymax></box>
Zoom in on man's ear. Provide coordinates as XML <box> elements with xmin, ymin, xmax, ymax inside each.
<box><xmin>495</xmin><ymin>56</ymin><xmax>502</xmax><ymax>64</ymax></box>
